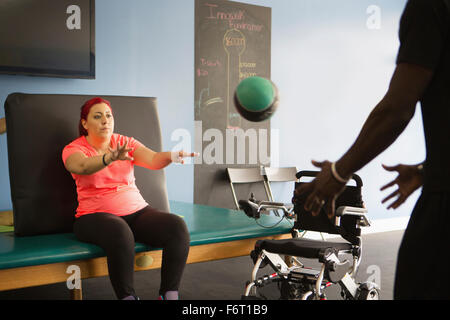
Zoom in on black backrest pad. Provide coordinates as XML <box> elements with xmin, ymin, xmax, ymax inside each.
<box><xmin>292</xmin><ymin>171</ymin><xmax>364</xmax><ymax>236</ymax></box>
<box><xmin>5</xmin><ymin>93</ymin><xmax>169</xmax><ymax>236</ymax></box>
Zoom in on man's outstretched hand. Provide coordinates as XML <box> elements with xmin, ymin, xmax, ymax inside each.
<box><xmin>380</xmin><ymin>163</ymin><xmax>424</xmax><ymax>210</ymax></box>
<box><xmin>295</xmin><ymin>160</ymin><xmax>348</xmax><ymax>219</ymax></box>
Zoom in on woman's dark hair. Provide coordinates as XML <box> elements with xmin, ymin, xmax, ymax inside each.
<box><xmin>79</xmin><ymin>97</ymin><xmax>112</xmax><ymax>136</ymax></box>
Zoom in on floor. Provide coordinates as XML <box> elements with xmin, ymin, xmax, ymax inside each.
<box><xmin>0</xmin><ymin>230</ymin><xmax>404</xmax><ymax>300</ymax></box>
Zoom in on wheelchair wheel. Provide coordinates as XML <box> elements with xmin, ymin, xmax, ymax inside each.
<box><xmin>280</xmin><ymin>280</ymin><xmax>298</xmax><ymax>300</ymax></box>
<box><xmin>300</xmin><ymin>291</ymin><xmax>315</xmax><ymax>300</ymax></box>
<box><xmin>279</xmin><ymin>279</ymin><xmax>316</xmax><ymax>300</ymax></box>
<box><xmin>357</xmin><ymin>282</ymin><xmax>380</xmax><ymax>300</ymax></box>
<box><xmin>243</xmin><ymin>279</ymin><xmax>284</xmax><ymax>300</ymax></box>
<box><xmin>358</xmin><ymin>288</ymin><xmax>380</xmax><ymax>300</ymax></box>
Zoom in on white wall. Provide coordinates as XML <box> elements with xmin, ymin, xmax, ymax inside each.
<box><xmin>0</xmin><ymin>0</ymin><xmax>423</xmax><ymax>223</ymax></box>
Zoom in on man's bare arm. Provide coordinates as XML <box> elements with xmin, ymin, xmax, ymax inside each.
<box><xmin>335</xmin><ymin>63</ymin><xmax>433</xmax><ymax>178</ymax></box>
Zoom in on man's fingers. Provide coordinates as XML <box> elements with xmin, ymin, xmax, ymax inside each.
<box><xmin>294</xmin><ymin>181</ymin><xmax>319</xmax><ymax>212</ymax></box>
<box><xmin>305</xmin><ymin>190</ymin><xmax>323</xmax><ymax>213</ymax></box>
<box><xmin>294</xmin><ymin>182</ymin><xmax>312</xmax><ymax>196</ymax></box>
<box><xmin>311</xmin><ymin>160</ymin><xmax>324</xmax><ymax>168</ymax></box>
<box><xmin>304</xmin><ymin>193</ymin><xmax>315</xmax><ymax>211</ymax></box>
<box><xmin>383</xmin><ymin>191</ymin><xmax>406</xmax><ymax>209</ymax></box>
<box><xmin>382</xmin><ymin>190</ymin><xmax>399</xmax><ymax>204</ymax></box>
<box><xmin>382</xmin><ymin>164</ymin><xmax>398</xmax><ymax>171</ymax></box>
<box><xmin>380</xmin><ymin>180</ymin><xmax>396</xmax><ymax>191</ymax></box>
<box><xmin>325</xmin><ymin>199</ymin><xmax>335</xmax><ymax>219</ymax></box>
<box><xmin>310</xmin><ymin>197</ymin><xmax>325</xmax><ymax>217</ymax></box>
<box><xmin>309</xmin><ymin>197</ymin><xmax>320</xmax><ymax>216</ymax></box>
<box><xmin>388</xmin><ymin>196</ymin><xmax>405</xmax><ymax>210</ymax></box>
<box><xmin>297</xmin><ymin>183</ymin><xmax>315</xmax><ymax>210</ymax></box>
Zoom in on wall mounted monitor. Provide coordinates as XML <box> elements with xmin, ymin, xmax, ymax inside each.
<box><xmin>0</xmin><ymin>0</ymin><xmax>95</xmax><ymax>79</ymax></box>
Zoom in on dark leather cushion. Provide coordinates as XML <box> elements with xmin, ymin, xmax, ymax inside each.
<box><xmin>5</xmin><ymin>93</ymin><xmax>169</xmax><ymax>236</ymax></box>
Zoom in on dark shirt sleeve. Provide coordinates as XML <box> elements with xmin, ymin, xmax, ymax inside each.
<box><xmin>396</xmin><ymin>0</ymin><xmax>448</xmax><ymax>70</ymax></box>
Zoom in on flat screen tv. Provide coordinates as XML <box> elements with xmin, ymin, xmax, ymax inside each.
<box><xmin>0</xmin><ymin>0</ymin><xmax>95</xmax><ymax>79</ymax></box>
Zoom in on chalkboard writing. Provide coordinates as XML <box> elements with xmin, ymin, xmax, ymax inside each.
<box><xmin>194</xmin><ymin>0</ymin><xmax>272</xmax><ymax>208</ymax></box>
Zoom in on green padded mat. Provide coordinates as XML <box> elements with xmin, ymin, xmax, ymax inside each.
<box><xmin>0</xmin><ymin>201</ymin><xmax>293</xmax><ymax>270</ymax></box>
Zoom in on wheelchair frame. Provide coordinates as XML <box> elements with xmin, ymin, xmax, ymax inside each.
<box><xmin>239</xmin><ymin>172</ymin><xmax>380</xmax><ymax>300</ymax></box>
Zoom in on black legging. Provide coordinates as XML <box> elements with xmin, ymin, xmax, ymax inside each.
<box><xmin>73</xmin><ymin>206</ymin><xmax>190</xmax><ymax>299</ymax></box>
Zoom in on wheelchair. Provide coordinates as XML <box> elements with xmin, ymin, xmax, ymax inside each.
<box><xmin>239</xmin><ymin>171</ymin><xmax>380</xmax><ymax>300</ymax></box>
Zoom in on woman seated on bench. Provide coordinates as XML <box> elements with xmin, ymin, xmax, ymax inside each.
<box><xmin>62</xmin><ymin>97</ymin><xmax>196</xmax><ymax>300</ymax></box>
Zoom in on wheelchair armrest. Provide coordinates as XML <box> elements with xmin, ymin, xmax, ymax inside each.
<box><xmin>259</xmin><ymin>202</ymin><xmax>294</xmax><ymax>216</ymax></box>
<box><xmin>238</xmin><ymin>199</ymin><xmax>294</xmax><ymax>219</ymax></box>
<box><xmin>335</xmin><ymin>206</ymin><xmax>371</xmax><ymax>227</ymax></box>
<box><xmin>238</xmin><ymin>200</ymin><xmax>261</xmax><ymax>219</ymax></box>
<box><xmin>259</xmin><ymin>201</ymin><xmax>291</xmax><ymax>210</ymax></box>
<box><xmin>258</xmin><ymin>201</ymin><xmax>285</xmax><ymax>207</ymax></box>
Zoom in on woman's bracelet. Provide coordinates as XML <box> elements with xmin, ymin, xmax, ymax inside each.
<box><xmin>102</xmin><ymin>154</ymin><xmax>109</xmax><ymax>166</ymax></box>
<box><xmin>331</xmin><ymin>162</ymin><xmax>349</xmax><ymax>184</ymax></box>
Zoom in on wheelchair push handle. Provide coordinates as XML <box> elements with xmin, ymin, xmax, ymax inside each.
<box><xmin>295</xmin><ymin>170</ymin><xmax>363</xmax><ymax>187</ymax></box>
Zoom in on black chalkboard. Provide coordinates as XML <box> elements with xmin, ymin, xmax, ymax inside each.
<box><xmin>194</xmin><ymin>0</ymin><xmax>272</xmax><ymax>209</ymax></box>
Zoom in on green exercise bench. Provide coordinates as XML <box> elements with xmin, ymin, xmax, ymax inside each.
<box><xmin>0</xmin><ymin>201</ymin><xmax>291</xmax><ymax>299</ymax></box>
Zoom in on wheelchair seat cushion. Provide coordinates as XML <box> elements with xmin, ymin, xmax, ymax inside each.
<box><xmin>256</xmin><ymin>238</ymin><xmax>353</xmax><ymax>259</ymax></box>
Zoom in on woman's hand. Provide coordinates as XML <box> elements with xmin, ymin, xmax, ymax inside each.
<box><xmin>108</xmin><ymin>141</ymin><xmax>133</xmax><ymax>162</ymax></box>
<box><xmin>171</xmin><ymin>151</ymin><xmax>200</xmax><ymax>164</ymax></box>
<box><xmin>380</xmin><ymin>163</ymin><xmax>424</xmax><ymax>209</ymax></box>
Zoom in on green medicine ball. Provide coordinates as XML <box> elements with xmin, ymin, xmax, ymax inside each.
<box><xmin>234</xmin><ymin>76</ymin><xmax>279</xmax><ymax>122</ymax></box>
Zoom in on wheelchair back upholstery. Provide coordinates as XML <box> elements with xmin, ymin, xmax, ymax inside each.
<box><xmin>292</xmin><ymin>171</ymin><xmax>364</xmax><ymax>245</ymax></box>
<box><xmin>5</xmin><ymin>93</ymin><xmax>170</xmax><ymax>236</ymax></box>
